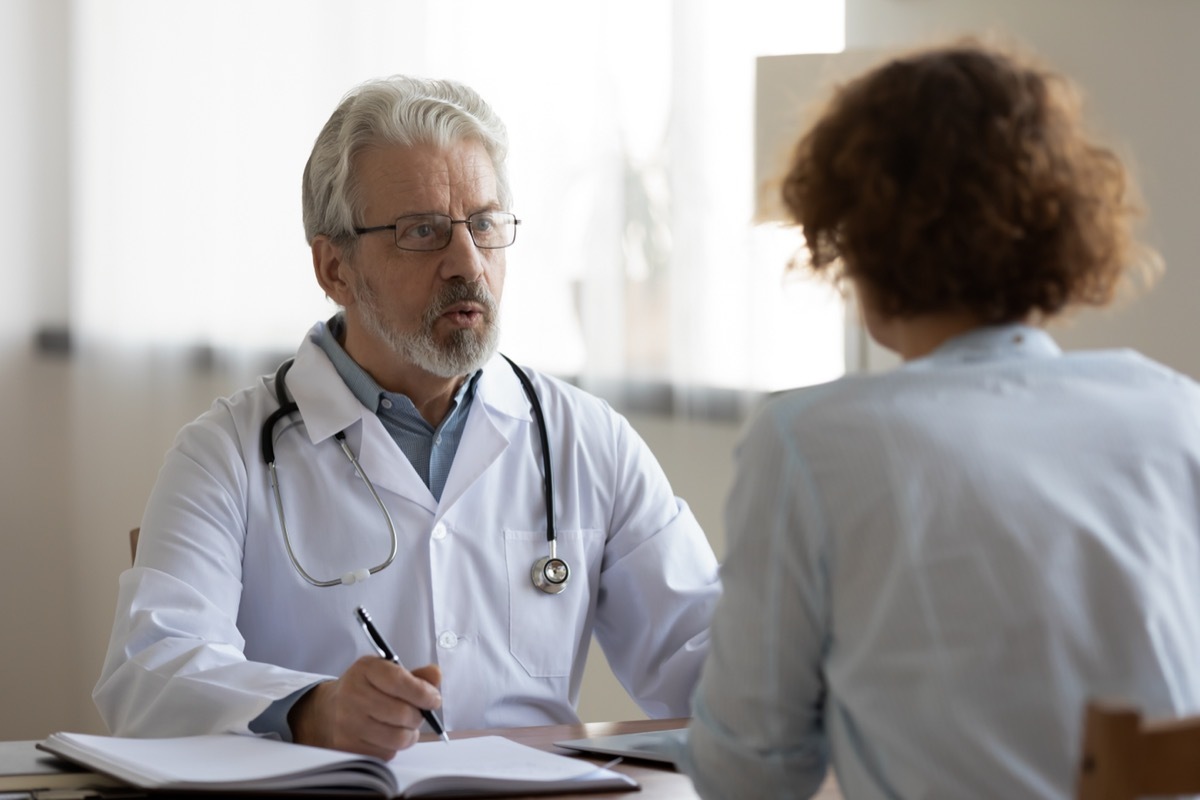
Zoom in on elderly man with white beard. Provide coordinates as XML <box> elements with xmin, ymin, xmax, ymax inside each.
<box><xmin>94</xmin><ymin>75</ymin><xmax>720</xmax><ymax>760</ymax></box>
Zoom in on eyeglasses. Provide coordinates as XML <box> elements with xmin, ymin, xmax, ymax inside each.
<box><xmin>354</xmin><ymin>212</ymin><xmax>521</xmax><ymax>251</ymax></box>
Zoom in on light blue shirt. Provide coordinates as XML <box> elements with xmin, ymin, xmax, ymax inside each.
<box><xmin>681</xmin><ymin>324</ymin><xmax>1200</xmax><ymax>799</ymax></box>
<box><xmin>313</xmin><ymin>315</ymin><xmax>479</xmax><ymax>501</ymax></box>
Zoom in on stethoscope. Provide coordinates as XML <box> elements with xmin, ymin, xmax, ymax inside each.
<box><xmin>261</xmin><ymin>355</ymin><xmax>570</xmax><ymax>594</ymax></box>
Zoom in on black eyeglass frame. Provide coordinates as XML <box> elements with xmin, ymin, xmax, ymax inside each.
<box><xmin>353</xmin><ymin>212</ymin><xmax>521</xmax><ymax>251</ymax></box>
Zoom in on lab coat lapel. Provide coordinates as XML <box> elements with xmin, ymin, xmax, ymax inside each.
<box><xmin>437</xmin><ymin>357</ymin><xmax>532</xmax><ymax>514</ymax></box>
<box><xmin>287</xmin><ymin>335</ymin><xmax>437</xmax><ymax>514</ymax></box>
<box><xmin>354</xmin><ymin>413</ymin><xmax>438</xmax><ymax>513</ymax></box>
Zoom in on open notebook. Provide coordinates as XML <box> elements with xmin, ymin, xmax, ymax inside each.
<box><xmin>39</xmin><ymin>732</ymin><xmax>636</xmax><ymax>797</ymax></box>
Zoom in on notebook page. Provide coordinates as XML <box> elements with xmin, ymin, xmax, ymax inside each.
<box><xmin>387</xmin><ymin>736</ymin><xmax>634</xmax><ymax>795</ymax></box>
<box><xmin>39</xmin><ymin>733</ymin><xmax>390</xmax><ymax>791</ymax></box>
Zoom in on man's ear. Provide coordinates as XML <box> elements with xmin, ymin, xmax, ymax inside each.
<box><xmin>312</xmin><ymin>235</ymin><xmax>355</xmax><ymax>306</ymax></box>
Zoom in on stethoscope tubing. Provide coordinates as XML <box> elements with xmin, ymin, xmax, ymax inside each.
<box><xmin>265</xmin><ymin>359</ymin><xmax>400</xmax><ymax>587</ymax></box>
<box><xmin>500</xmin><ymin>354</ymin><xmax>557</xmax><ymax>560</ymax></box>
<box><xmin>262</xmin><ymin>354</ymin><xmax>561</xmax><ymax>590</ymax></box>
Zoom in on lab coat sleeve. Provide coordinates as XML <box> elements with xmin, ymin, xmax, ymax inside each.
<box><xmin>591</xmin><ymin>413</ymin><xmax>721</xmax><ymax>719</ymax></box>
<box><xmin>679</xmin><ymin>404</ymin><xmax>830</xmax><ymax>799</ymax></box>
<box><xmin>92</xmin><ymin>402</ymin><xmax>331</xmax><ymax>737</ymax></box>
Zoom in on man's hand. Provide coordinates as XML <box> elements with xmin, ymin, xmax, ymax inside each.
<box><xmin>289</xmin><ymin>656</ymin><xmax>443</xmax><ymax>760</ymax></box>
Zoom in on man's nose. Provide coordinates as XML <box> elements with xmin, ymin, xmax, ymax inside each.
<box><xmin>438</xmin><ymin>222</ymin><xmax>487</xmax><ymax>281</ymax></box>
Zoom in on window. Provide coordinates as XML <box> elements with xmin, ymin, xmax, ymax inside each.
<box><xmin>72</xmin><ymin>0</ymin><xmax>845</xmax><ymax>403</ymax></box>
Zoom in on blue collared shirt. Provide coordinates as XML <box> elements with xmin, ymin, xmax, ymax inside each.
<box><xmin>682</xmin><ymin>324</ymin><xmax>1200</xmax><ymax>799</ymax></box>
<box><xmin>313</xmin><ymin>315</ymin><xmax>480</xmax><ymax>501</ymax></box>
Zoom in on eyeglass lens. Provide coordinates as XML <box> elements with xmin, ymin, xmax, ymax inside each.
<box><xmin>395</xmin><ymin>212</ymin><xmax>517</xmax><ymax>251</ymax></box>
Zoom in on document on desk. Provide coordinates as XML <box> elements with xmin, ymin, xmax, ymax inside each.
<box><xmin>555</xmin><ymin>728</ymin><xmax>687</xmax><ymax>766</ymax></box>
<box><xmin>38</xmin><ymin>732</ymin><xmax>637</xmax><ymax>797</ymax></box>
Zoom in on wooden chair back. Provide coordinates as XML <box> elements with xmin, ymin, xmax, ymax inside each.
<box><xmin>1076</xmin><ymin>700</ymin><xmax>1200</xmax><ymax>800</ymax></box>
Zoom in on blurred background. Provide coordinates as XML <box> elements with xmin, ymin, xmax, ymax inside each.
<box><xmin>2</xmin><ymin>0</ymin><xmax>1197</xmax><ymax>740</ymax></box>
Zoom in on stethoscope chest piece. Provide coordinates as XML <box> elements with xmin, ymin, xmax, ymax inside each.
<box><xmin>532</xmin><ymin>554</ymin><xmax>570</xmax><ymax>594</ymax></box>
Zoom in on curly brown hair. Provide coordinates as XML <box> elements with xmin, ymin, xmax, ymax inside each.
<box><xmin>781</xmin><ymin>40</ymin><xmax>1152</xmax><ymax>323</ymax></box>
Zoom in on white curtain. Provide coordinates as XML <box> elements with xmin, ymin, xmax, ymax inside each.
<box><xmin>71</xmin><ymin>0</ymin><xmax>845</xmax><ymax>397</ymax></box>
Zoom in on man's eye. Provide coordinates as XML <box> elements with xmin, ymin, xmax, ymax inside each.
<box><xmin>400</xmin><ymin>222</ymin><xmax>438</xmax><ymax>240</ymax></box>
<box><xmin>470</xmin><ymin>215</ymin><xmax>496</xmax><ymax>233</ymax></box>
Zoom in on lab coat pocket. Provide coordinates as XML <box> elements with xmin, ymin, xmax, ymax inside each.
<box><xmin>504</xmin><ymin>528</ymin><xmax>602</xmax><ymax>678</ymax></box>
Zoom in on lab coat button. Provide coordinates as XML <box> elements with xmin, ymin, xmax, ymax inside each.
<box><xmin>432</xmin><ymin>523</ymin><xmax>447</xmax><ymax>541</ymax></box>
<box><xmin>438</xmin><ymin>631</ymin><xmax>458</xmax><ymax>649</ymax></box>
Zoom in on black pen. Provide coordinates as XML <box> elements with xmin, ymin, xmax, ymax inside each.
<box><xmin>354</xmin><ymin>606</ymin><xmax>450</xmax><ymax>744</ymax></box>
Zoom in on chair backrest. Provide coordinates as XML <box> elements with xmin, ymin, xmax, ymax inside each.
<box><xmin>129</xmin><ymin>527</ymin><xmax>140</xmax><ymax>564</ymax></box>
<box><xmin>1076</xmin><ymin>700</ymin><xmax>1200</xmax><ymax>800</ymax></box>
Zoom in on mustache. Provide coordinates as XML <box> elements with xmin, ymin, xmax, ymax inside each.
<box><xmin>426</xmin><ymin>281</ymin><xmax>498</xmax><ymax>320</ymax></box>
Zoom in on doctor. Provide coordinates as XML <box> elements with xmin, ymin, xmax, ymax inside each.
<box><xmin>94</xmin><ymin>75</ymin><xmax>720</xmax><ymax>759</ymax></box>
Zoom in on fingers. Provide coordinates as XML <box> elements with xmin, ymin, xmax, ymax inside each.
<box><xmin>289</xmin><ymin>657</ymin><xmax>444</xmax><ymax>760</ymax></box>
<box><xmin>341</xmin><ymin>711</ymin><xmax>423</xmax><ymax>761</ymax></box>
<box><xmin>345</xmin><ymin>714</ymin><xmax>424</xmax><ymax>762</ymax></box>
<box><xmin>409</xmin><ymin>663</ymin><xmax>443</xmax><ymax>692</ymax></box>
<box><xmin>364</xmin><ymin>658</ymin><xmax>443</xmax><ymax>715</ymax></box>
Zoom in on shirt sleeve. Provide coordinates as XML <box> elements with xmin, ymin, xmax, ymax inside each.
<box><xmin>591</xmin><ymin>413</ymin><xmax>721</xmax><ymax>718</ymax></box>
<box><xmin>248</xmin><ymin>685</ymin><xmax>318</xmax><ymax>741</ymax></box>
<box><xmin>679</xmin><ymin>405</ymin><xmax>830</xmax><ymax>798</ymax></box>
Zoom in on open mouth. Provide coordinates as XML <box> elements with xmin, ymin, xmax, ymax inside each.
<box><xmin>441</xmin><ymin>302</ymin><xmax>485</xmax><ymax>326</ymax></box>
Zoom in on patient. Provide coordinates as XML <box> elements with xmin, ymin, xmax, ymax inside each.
<box><xmin>681</xmin><ymin>39</ymin><xmax>1200</xmax><ymax>799</ymax></box>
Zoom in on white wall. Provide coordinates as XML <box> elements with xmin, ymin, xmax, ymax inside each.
<box><xmin>0</xmin><ymin>0</ymin><xmax>70</xmax><ymax>338</ymax></box>
<box><xmin>0</xmin><ymin>0</ymin><xmax>78</xmax><ymax>740</ymax></box>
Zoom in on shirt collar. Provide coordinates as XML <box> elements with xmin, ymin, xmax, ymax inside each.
<box><xmin>909</xmin><ymin>323</ymin><xmax>1062</xmax><ymax>369</ymax></box>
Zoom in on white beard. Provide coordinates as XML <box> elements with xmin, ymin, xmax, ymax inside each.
<box><xmin>353</xmin><ymin>275</ymin><xmax>501</xmax><ymax>379</ymax></box>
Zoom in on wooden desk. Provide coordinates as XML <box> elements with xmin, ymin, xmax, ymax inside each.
<box><xmin>421</xmin><ymin>719</ymin><xmax>842</xmax><ymax>799</ymax></box>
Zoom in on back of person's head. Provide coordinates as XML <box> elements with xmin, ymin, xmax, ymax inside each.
<box><xmin>302</xmin><ymin>75</ymin><xmax>511</xmax><ymax>246</ymax></box>
<box><xmin>782</xmin><ymin>39</ymin><xmax>1155</xmax><ymax>324</ymax></box>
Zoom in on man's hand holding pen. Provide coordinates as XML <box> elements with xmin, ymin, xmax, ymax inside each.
<box><xmin>288</xmin><ymin>652</ymin><xmax>445</xmax><ymax>759</ymax></box>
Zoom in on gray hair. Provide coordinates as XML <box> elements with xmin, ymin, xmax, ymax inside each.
<box><xmin>302</xmin><ymin>75</ymin><xmax>511</xmax><ymax>245</ymax></box>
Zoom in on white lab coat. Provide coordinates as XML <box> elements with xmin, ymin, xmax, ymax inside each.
<box><xmin>94</xmin><ymin>325</ymin><xmax>720</xmax><ymax>737</ymax></box>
